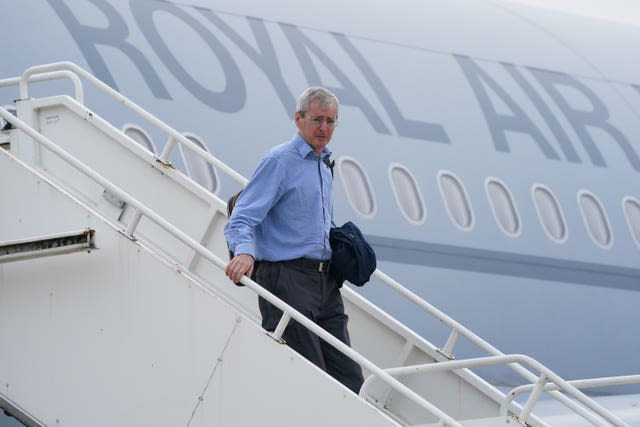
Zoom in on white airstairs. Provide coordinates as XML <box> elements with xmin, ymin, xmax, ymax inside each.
<box><xmin>0</xmin><ymin>63</ymin><xmax>638</xmax><ymax>427</ymax></box>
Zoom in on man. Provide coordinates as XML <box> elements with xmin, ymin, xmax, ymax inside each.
<box><xmin>224</xmin><ymin>87</ymin><xmax>364</xmax><ymax>393</ymax></box>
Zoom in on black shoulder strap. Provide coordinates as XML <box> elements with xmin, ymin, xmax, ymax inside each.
<box><xmin>323</xmin><ymin>155</ymin><xmax>335</xmax><ymax>179</ymax></box>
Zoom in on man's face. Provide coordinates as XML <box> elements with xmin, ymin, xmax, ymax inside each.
<box><xmin>295</xmin><ymin>99</ymin><xmax>338</xmax><ymax>155</ymax></box>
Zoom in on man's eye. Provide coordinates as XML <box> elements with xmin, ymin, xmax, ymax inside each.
<box><xmin>309</xmin><ymin>116</ymin><xmax>337</xmax><ymax>128</ymax></box>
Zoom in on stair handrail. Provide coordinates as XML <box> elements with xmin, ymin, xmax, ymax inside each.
<box><xmin>0</xmin><ymin>106</ymin><xmax>465</xmax><ymax>427</ymax></box>
<box><xmin>0</xmin><ymin>70</ymin><xmax>84</xmax><ymax>103</ymax></box>
<box><xmin>16</xmin><ymin>61</ymin><xmax>248</xmax><ymax>188</ymax></box>
<box><xmin>501</xmin><ymin>375</ymin><xmax>640</xmax><ymax>419</ymax></box>
<box><xmin>366</xmin><ymin>268</ymin><xmax>633</xmax><ymax>424</ymax></box>
<box><xmin>361</xmin><ymin>354</ymin><xmax>630</xmax><ymax>427</ymax></box>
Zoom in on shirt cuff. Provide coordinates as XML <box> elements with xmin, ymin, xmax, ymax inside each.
<box><xmin>234</xmin><ymin>242</ymin><xmax>255</xmax><ymax>258</ymax></box>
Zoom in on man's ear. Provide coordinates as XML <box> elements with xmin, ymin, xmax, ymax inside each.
<box><xmin>294</xmin><ymin>111</ymin><xmax>303</xmax><ymax>129</ymax></box>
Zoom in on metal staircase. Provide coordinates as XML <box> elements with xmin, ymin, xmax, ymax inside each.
<box><xmin>0</xmin><ymin>62</ymin><xmax>637</xmax><ymax>427</ymax></box>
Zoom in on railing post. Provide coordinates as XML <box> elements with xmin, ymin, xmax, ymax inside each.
<box><xmin>271</xmin><ymin>313</ymin><xmax>291</xmax><ymax>343</ymax></box>
<box><xmin>519</xmin><ymin>373</ymin><xmax>547</xmax><ymax>425</ymax></box>
<box><xmin>125</xmin><ymin>210</ymin><xmax>143</xmax><ymax>238</ymax></box>
<box><xmin>438</xmin><ymin>328</ymin><xmax>458</xmax><ymax>359</ymax></box>
<box><xmin>159</xmin><ymin>135</ymin><xmax>176</xmax><ymax>163</ymax></box>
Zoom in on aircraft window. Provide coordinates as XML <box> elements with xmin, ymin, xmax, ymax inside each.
<box><xmin>179</xmin><ymin>133</ymin><xmax>220</xmax><ymax>194</ymax></box>
<box><xmin>623</xmin><ymin>197</ymin><xmax>640</xmax><ymax>248</ymax></box>
<box><xmin>486</xmin><ymin>178</ymin><xmax>520</xmax><ymax>236</ymax></box>
<box><xmin>338</xmin><ymin>157</ymin><xmax>376</xmax><ymax>217</ymax></box>
<box><xmin>389</xmin><ymin>164</ymin><xmax>426</xmax><ymax>224</ymax></box>
<box><xmin>438</xmin><ymin>171</ymin><xmax>474</xmax><ymax>230</ymax></box>
<box><xmin>122</xmin><ymin>123</ymin><xmax>157</xmax><ymax>154</ymax></box>
<box><xmin>578</xmin><ymin>191</ymin><xmax>612</xmax><ymax>249</ymax></box>
<box><xmin>532</xmin><ymin>185</ymin><xmax>567</xmax><ymax>242</ymax></box>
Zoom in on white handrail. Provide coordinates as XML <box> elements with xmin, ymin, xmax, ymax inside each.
<box><xmin>0</xmin><ymin>106</ymin><xmax>463</xmax><ymax>427</ymax></box>
<box><xmin>373</xmin><ymin>269</ymin><xmax>504</xmax><ymax>356</ymax></box>
<box><xmin>0</xmin><ymin>70</ymin><xmax>84</xmax><ymax>103</ymax></box>
<box><xmin>17</xmin><ymin>62</ymin><xmax>247</xmax><ymax>187</ymax></box>
<box><xmin>370</xmin><ymin>268</ymin><xmax>612</xmax><ymax>423</ymax></box>
<box><xmin>501</xmin><ymin>375</ymin><xmax>640</xmax><ymax>416</ymax></box>
<box><xmin>361</xmin><ymin>355</ymin><xmax>629</xmax><ymax>427</ymax></box>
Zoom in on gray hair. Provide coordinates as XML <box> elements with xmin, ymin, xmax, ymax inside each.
<box><xmin>296</xmin><ymin>87</ymin><xmax>339</xmax><ymax>115</ymax></box>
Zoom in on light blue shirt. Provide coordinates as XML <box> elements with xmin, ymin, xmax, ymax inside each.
<box><xmin>224</xmin><ymin>134</ymin><xmax>335</xmax><ymax>261</ymax></box>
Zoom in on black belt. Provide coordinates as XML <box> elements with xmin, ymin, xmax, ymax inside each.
<box><xmin>285</xmin><ymin>257</ymin><xmax>331</xmax><ymax>273</ymax></box>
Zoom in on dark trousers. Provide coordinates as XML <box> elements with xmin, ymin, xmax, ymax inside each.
<box><xmin>255</xmin><ymin>260</ymin><xmax>364</xmax><ymax>394</ymax></box>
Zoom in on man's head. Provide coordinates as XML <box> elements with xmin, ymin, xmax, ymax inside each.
<box><xmin>295</xmin><ymin>87</ymin><xmax>339</xmax><ymax>156</ymax></box>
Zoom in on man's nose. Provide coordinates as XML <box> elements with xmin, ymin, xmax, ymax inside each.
<box><xmin>318</xmin><ymin>120</ymin><xmax>330</xmax><ymax>130</ymax></box>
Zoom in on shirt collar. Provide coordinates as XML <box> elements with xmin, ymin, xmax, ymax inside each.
<box><xmin>292</xmin><ymin>133</ymin><xmax>332</xmax><ymax>159</ymax></box>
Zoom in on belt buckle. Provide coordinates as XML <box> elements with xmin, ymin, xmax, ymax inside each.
<box><xmin>318</xmin><ymin>261</ymin><xmax>327</xmax><ymax>273</ymax></box>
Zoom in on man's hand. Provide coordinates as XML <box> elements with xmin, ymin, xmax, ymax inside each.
<box><xmin>225</xmin><ymin>254</ymin><xmax>255</xmax><ymax>283</ymax></box>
